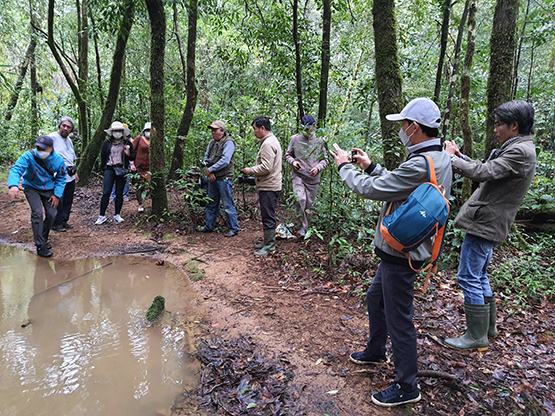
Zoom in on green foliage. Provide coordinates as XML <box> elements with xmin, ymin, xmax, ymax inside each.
<box><xmin>146</xmin><ymin>295</ymin><xmax>165</xmax><ymax>322</ymax></box>
<box><xmin>168</xmin><ymin>168</ymin><xmax>212</xmax><ymax>227</ymax></box>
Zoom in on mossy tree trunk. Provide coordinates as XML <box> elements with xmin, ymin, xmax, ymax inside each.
<box><xmin>317</xmin><ymin>0</ymin><xmax>331</xmax><ymax>126</ymax></box>
<box><xmin>434</xmin><ymin>0</ymin><xmax>451</xmax><ymax>104</ymax></box>
<box><xmin>292</xmin><ymin>0</ymin><xmax>304</xmax><ymax>121</ymax></box>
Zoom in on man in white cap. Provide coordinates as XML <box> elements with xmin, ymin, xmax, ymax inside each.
<box><xmin>330</xmin><ymin>98</ymin><xmax>452</xmax><ymax>407</ymax></box>
<box><xmin>50</xmin><ymin>116</ymin><xmax>78</xmax><ymax>232</ymax></box>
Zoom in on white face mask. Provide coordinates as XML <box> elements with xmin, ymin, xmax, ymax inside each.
<box><xmin>144</xmin><ymin>131</ymin><xmax>150</xmax><ymax>139</ymax></box>
<box><xmin>37</xmin><ymin>150</ymin><xmax>50</xmax><ymax>159</ymax></box>
<box><xmin>112</xmin><ymin>131</ymin><xmax>123</xmax><ymax>140</ymax></box>
<box><xmin>399</xmin><ymin>124</ymin><xmax>416</xmax><ymax>147</ymax></box>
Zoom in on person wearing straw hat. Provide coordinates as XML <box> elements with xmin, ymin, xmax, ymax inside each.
<box><xmin>94</xmin><ymin>121</ymin><xmax>135</xmax><ymax>225</ymax></box>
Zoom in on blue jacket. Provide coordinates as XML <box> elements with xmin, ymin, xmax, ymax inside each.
<box><xmin>7</xmin><ymin>150</ymin><xmax>67</xmax><ymax>198</ymax></box>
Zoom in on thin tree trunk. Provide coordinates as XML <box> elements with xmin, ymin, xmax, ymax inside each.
<box><xmin>29</xmin><ymin>0</ymin><xmax>39</xmax><ymax>140</ymax></box>
<box><xmin>77</xmin><ymin>0</ymin><xmax>89</xmax><ymax>146</ymax></box>
<box><xmin>442</xmin><ymin>0</ymin><xmax>471</xmax><ymax>141</ymax></box>
<box><xmin>485</xmin><ymin>0</ymin><xmax>519</xmax><ymax>158</ymax></box>
<box><xmin>168</xmin><ymin>0</ymin><xmax>198</xmax><ymax>179</ymax></box>
<box><xmin>77</xmin><ymin>0</ymin><xmax>134</xmax><ymax>184</ymax></box>
<box><xmin>317</xmin><ymin>0</ymin><xmax>331</xmax><ymax>126</ymax></box>
<box><xmin>526</xmin><ymin>41</ymin><xmax>535</xmax><ymax>100</ymax></box>
<box><xmin>292</xmin><ymin>0</ymin><xmax>304</xmax><ymax>120</ymax></box>
<box><xmin>459</xmin><ymin>0</ymin><xmax>477</xmax><ymax>200</ymax></box>
<box><xmin>4</xmin><ymin>42</ymin><xmax>35</xmax><ymax>122</ymax></box>
<box><xmin>146</xmin><ymin>0</ymin><xmax>168</xmax><ymax>215</ymax></box>
<box><xmin>512</xmin><ymin>0</ymin><xmax>531</xmax><ymax>98</ymax></box>
<box><xmin>434</xmin><ymin>0</ymin><xmax>451</xmax><ymax>103</ymax></box>
<box><xmin>90</xmin><ymin>13</ymin><xmax>104</xmax><ymax>106</ymax></box>
<box><xmin>372</xmin><ymin>0</ymin><xmax>404</xmax><ymax>169</ymax></box>
<box><xmin>172</xmin><ymin>1</ymin><xmax>187</xmax><ymax>87</ymax></box>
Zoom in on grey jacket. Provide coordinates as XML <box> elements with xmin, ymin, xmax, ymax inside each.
<box><xmin>452</xmin><ymin>135</ymin><xmax>536</xmax><ymax>243</ymax></box>
<box><xmin>339</xmin><ymin>145</ymin><xmax>452</xmax><ymax>263</ymax></box>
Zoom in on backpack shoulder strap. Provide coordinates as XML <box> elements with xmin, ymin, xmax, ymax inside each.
<box><xmin>408</xmin><ymin>153</ymin><xmax>437</xmax><ymax>185</ymax></box>
<box><xmin>33</xmin><ymin>154</ymin><xmax>56</xmax><ymax>178</ymax></box>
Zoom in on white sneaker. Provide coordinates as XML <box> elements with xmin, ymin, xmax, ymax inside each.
<box><xmin>95</xmin><ymin>215</ymin><xmax>107</xmax><ymax>225</ymax></box>
<box><xmin>113</xmin><ymin>214</ymin><xmax>124</xmax><ymax>224</ymax></box>
<box><xmin>137</xmin><ymin>206</ymin><xmax>145</xmax><ymax>213</ymax></box>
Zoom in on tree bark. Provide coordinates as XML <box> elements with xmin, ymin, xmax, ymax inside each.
<box><xmin>512</xmin><ymin>0</ymin><xmax>531</xmax><ymax>98</ymax></box>
<box><xmin>168</xmin><ymin>0</ymin><xmax>198</xmax><ymax>179</ymax></box>
<box><xmin>442</xmin><ymin>0</ymin><xmax>471</xmax><ymax>141</ymax></box>
<box><xmin>372</xmin><ymin>0</ymin><xmax>404</xmax><ymax>169</ymax></box>
<box><xmin>4</xmin><ymin>41</ymin><xmax>35</xmax><ymax>122</ymax></box>
<box><xmin>29</xmin><ymin>0</ymin><xmax>39</xmax><ymax>140</ymax></box>
<box><xmin>292</xmin><ymin>0</ymin><xmax>304</xmax><ymax>120</ymax></box>
<box><xmin>77</xmin><ymin>0</ymin><xmax>89</xmax><ymax>146</ymax></box>
<box><xmin>317</xmin><ymin>0</ymin><xmax>331</xmax><ymax>126</ymax></box>
<box><xmin>525</xmin><ymin>40</ymin><xmax>535</xmax><ymax>101</ymax></box>
<box><xmin>90</xmin><ymin>13</ymin><xmax>104</xmax><ymax>107</ymax></box>
<box><xmin>77</xmin><ymin>0</ymin><xmax>134</xmax><ymax>184</ymax></box>
<box><xmin>485</xmin><ymin>0</ymin><xmax>519</xmax><ymax>158</ymax></box>
<box><xmin>434</xmin><ymin>0</ymin><xmax>451</xmax><ymax>103</ymax></box>
<box><xmin>145</xmin><ymin>0</ymin><xmax>168</xmax><ymax>215</ymax></box>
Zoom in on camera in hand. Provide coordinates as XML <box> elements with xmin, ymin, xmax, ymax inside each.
<box><xmin>237</xmin><ymin>175</ymin><xmax>256</xmax><ymax>186</ymax></box>
<box><xmin>67</xmin><ymin>166</ymin><xmax>77</xmax><ymax>176</ymax></box>
<box><xmin>351</xmin><ymin>149</ymin><xmax>357</xmax><ymax>163</ymax></box>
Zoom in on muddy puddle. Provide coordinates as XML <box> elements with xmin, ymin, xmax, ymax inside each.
<box><xmin>0</xmin><ymin>245</ymin><xmax>197</xmax><ymax>416</ymax></box>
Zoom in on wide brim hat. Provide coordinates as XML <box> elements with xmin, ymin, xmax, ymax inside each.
<box><xmin>105</xmin><ymin>121</ymin><xmax>130</xmax><ymax>137</ymax></box>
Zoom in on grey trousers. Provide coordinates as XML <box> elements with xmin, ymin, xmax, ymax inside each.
<box><xmin>24</xmin><ymin>188</ymin><xmax>57</xmax><ymax>248</ymax></box>
<box><xmin>291</xmin><ymin>175</ymin><xmax>320</xmax><ymax>233</ymax></box>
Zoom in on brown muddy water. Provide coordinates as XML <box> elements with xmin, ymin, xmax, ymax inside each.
<box><xmin>0</xmin><ymin>245</ymin><xmax>197</xmax><ymax>416</ymax></box>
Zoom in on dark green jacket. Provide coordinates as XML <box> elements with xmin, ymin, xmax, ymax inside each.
<box><xmin>204</xmin><ymin>135</ymin><xmax>235</xmax><ymax>179</ymax></box>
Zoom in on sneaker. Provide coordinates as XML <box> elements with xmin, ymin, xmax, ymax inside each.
<box><xmin>197</xmin><ymin>226</ymin><xmax>213</xmax><ymax>233</ymax></box>
<box><xmin>52</xmin><ymin>224</ymin><xmax>66</xmax><ymax>232</ymax></box>
<box><xmin>95</xmin><ymin>215</ymin><xmax>107</xmax><ymax>225</ymax></box>
<box><xmin>113</xmin><ymin>214</ymin><xmax>125</xmax><ymax>224</ymax></box>
<box><xmin>349</xmin><ymin>351</ymin><xmax>388</xmax><ymax>366</ymax></box>
<box><xmin>37</xmin><ymin>246</ymin><xmax>53</xmax><ymax>258</ymax></box>
<box><xmin>62</xmin><ymin>222</ymin><xmax>73</xmax><ymax>229</ymax></box>
<box><xmin>371</xmin><ymin>383</ymin><xmax>421</xmax><ymax>407</ymax></box>
<box><xmin>223</xmin><ymin>230</ymin><xmax>238</xmax><ymax>237</ymax></box>
<box><xmin>137</xmin><ymin>206</ymin><xmax>145</xmax><ymax>213</ymax></box>
<box><xmin>124</xmin><ymin>196</ymin><xmax>130</xmax><ymax>202</ymax></box>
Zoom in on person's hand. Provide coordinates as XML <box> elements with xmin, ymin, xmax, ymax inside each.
<box><xmin>292</xmin><ymin>160</ymin><xmax>301</xmax><ymax>170</ymax></box>
<box><xmin>444</xmin><ymin>140</ymin><xmax>460</xmax><ymax>156</ymax></box>
<box><xmin>49</xmin><ymin>195</ymin><xmax>60</xmax><ymax>208</ymax></box>
<box><xmin>241</xmin><ymin>167</ymin><xmax>252</xmax><ymax>175</ymax></box>
<box><xmin>352</xmin><ymin>148</ymin><xmax>371</xmax><ymax>170</ymax></box>
<box><xmin>130</xmin><ymin>162</ymin><xmax>137</xmax><ymax>173</ymax></box>
<box><xmin>309</xmin><ymin>167</ymin><xmax>319</xmax><ymax>177</ymax></box>
<box><xmin>208</xmin><ymin>173</ymin><xmax>216</xmax><ymax>182</ymax></box>
<box><xmin>329</xmin><ymin>143</ymin><xmax>351</xmax><ymax>166</ymax></box>
<box><xmin>8</xmin><ymin>186</ymin><xmax>19</xmax><ymax>199</ymax></box>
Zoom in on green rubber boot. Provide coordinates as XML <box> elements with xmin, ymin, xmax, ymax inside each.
<box><xmin>485</xmin><ymin>296</ymin><xmax>498</xmax><ymax>338</ymax></box>
<box><xmin>444</xmin><ymin>303</ymin><xmax>490</xmax><ymax>351</ymax></box>
<box><xmin>254</xmin><ymin>229</ymin><xmax>276</xmax><ymax>256</ymax></box>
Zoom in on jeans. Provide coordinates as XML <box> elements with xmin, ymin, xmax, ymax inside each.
<box><xmin>54</xmin><ymin>179</ymin><xmax>75</xmax><ymax>226</ymax></box>
<box><xmin>100</xmin><ymin>168</ymin><xmax>126</xmax><ymax>216</ymax></box>
<box><xmin>24</xmin><ymin>188</ymin><xmax>57</xmax><ymax>248</ymax></box>
<box><xmin>205</xmin><ymin>177</ymin><xmax>240</xmax><ymax>232</ymax></box>
<box><xmin>259</xmin><ymin>190</ymin><xmax>280</xmax><ymax>230</ymax></box>
<box><xmin>457</xmin><ymin>233</ymin><xmax>495</xmax><ymax>305</ymax></box>
<box><xmin>111</xmin><ymin>178</ymin><xmax>129</xmax><ymax>199</ymax></box>
<box><xmin>365</xmin><ymin>260</ymin><xmax>418</xmax><ymax>391</ymax></box>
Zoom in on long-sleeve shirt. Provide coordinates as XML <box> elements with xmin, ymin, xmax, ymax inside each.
<box><xmin>249</xmin><ymin>133</ymin><xmax>282</xmax><ymax>191</ymax></box>
<box><xmin>285</xmin><ymin>134</ymin><xmax>328</xmax><ymax>184</ymax></box>
<box><xmin>50</xmin><ymin>132</ymin><xmax>77</xmax><ymax>183</ymax></box>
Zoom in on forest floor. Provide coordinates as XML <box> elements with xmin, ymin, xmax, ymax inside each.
<box><xmin>0</xmin><ymin>181</ymin><xmax>553</xmax><ymax>416</ymax></box>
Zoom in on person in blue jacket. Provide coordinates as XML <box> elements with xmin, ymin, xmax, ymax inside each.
<box><xmin>7</xmin><ymin>135</ymin><xmax>67</xmax><ymax>257</ymax></box>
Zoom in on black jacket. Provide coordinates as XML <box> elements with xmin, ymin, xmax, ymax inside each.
<box><xmin>100</xmin><ymin>138</ymin><xmax>136</xmax><ymax>170</ymax></box>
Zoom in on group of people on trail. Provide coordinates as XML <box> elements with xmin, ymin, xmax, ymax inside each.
<box><xmin>6</xmin><ymin>96</ymin><xmax>536</xmax><ymax>408</ymax></box>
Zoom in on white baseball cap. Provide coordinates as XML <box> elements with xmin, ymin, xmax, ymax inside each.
<box><xmin>386</xmin><ymin>97</ymin><xmax>441</xmax><ymax>128</ymax></box>
<box><xmin>143</xmin><ymin>122</ymin><xmax>152</xmax><ymax>131</ymax></box>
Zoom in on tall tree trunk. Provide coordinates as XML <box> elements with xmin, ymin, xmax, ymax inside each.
<box><xmin>292</xmin><ymin>0</ymin><xmax>304</xmax><ymax>120</ymax></box>
<box><xmin>434</xmin><ymin>0</ymin><xmax>451</xmax><ymax>103</ymax></box>
<box><xmin>90</xmin><ymin>13</ymin><xmax>104</xmax><ymax>106</ymax></box>
<box><xmin>526</xmin><ymin>41</ymin><xmax>535</xmax><ymax>100</ymax></box>
<box><xmin>168</xmin><ymin>0</ymin><xmax>198</xmax><ymax>179</ymax></box>
<box><xmin>77</xmin><ymin>0</ymin><xmax>134</xmax><ymax>184</ymax></box>
<box><xmin>317</xmin><ymin>0</ymin><xmax>331</xmax><ymax>126</ymax></box>
<box><xmin>146</xmin><ymin>0</ymin><xmax>168</xmax><ymax>215</ymax></box>
<box><xmin>4</xmin><ymin>42</ymin><xmax>35</xmax><ymax>122</ymax></box>
<box><xmin>373</xmin><ymin>0</ymin><xmax>404</xmax><ymax>169</ymax></box>
<box><xmin>47</xmin><ymin>0</ymin><xmax>89</xmax><ymax>147</ymax></box>
<box><xmin>442</xmin><ymin>0</ymin><xmax>471</xmax><ymax>141</ymax></box>
<box><xmin>512</xmin><ymin>0</ymin><xmax>531</xmax><ymax>98</ymax></box>
<box><xmin>77</xmin><ymin>0</ymin><xmax>89</xmax><ymax>146</ymax></box>
<box><xmin>459</xmin><ymin>0</ymin><xmax>477</xmax><ymax>200</ymax></box>
<box><xmin>29</xmin><ymin>41</ymin><xmax>39</xmax><ymax>139</ymax></box>
<box><xmin>485</xmin><ymin>0</ymin><xmax>519</xmax><ymax>158</ymax></box>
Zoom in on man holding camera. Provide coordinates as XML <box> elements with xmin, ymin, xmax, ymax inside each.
<box><xmin>331</xmin><ymin>98</ymin><xmax>452</xmax><ymax>407</ymax></box>
<box><xmin>199</xmin><ymin>120</ymin><xmax>240</xmax><ymax>237</ymax></box>
<box><xmin>285</xmin><ymin>115</ymin><xmax>328</xmax><ymax>237</ymax></box>
<box><xmin>50</xmin><ymin>116</ymin><xmax>78</xmax><ymax>232</ymax></box>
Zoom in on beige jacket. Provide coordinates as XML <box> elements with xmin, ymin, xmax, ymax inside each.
<box><xmin>250</xmin><ymin>133</ymin><xmax>283</xmax><ymax>191</ymax></box>
<box><xmin>453</xmin><ymin>135</ymin><xmax>536</xmax><ymax>243</ymax></box>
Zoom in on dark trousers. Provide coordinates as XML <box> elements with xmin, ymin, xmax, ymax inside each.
<box><xmin>24</xmin><ymin>188</ymin><xmax>57</xmax><ymax>248</ymax></box>
<box><xmin>100</xmin><ymin>168</ymin><xmax>126</xmax><ymax>216</ymax></box>
<box><xmin>54</xmin><ymin>179</ymin><xmax>76</xmax><ymax>226</ymax></box>
<box><xmin>365</xmin><ymin>260</ymin><xmax>418</xmax><ymax>391</ymax></box>
<box><xmin>258</xmin><ymin>190</ymin><xmax>280</xmax><ymax>230</ymax></box>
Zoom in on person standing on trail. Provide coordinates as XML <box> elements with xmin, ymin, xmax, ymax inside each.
<box><xmin>241</xmin><ymin>116</ymin><xmax>282</xmax><ymax>256</ymax></box>
<box><xmin>95</xmin><ymin>121</ymin><xmax>135</xmax><ymax>225</ymax></box>
<box><xmin>198</xmin><ymin>120</ymin><xmax>240</xmax><ymax>237</ymax></box>
<box><xmin>285</xmin><ymin>115</ymin><xmax>328</xmax><ymax>237</ymax></box>
<box><xmin>7</xmin><ymin>135</ymin><xmax>67</xmax><ymax>257</ymax></box>
<box><xmin>443</xmin><ymin>100</ymin><xmax>536</xmax><ymax>351</ymax></box>
<box><xmin>331</xmin><ymin>98</ymin><xmax>452</xmax><ymax>407</ymax></box>
<box><xmin>50</xmin><ymin>116</ymin><xmax>78</xmax><ymax>232</ymax></box>
<box><xmin>130</xmin><ymin>122</ymin><xmax>152</xmax><ymax>213</ymax></box>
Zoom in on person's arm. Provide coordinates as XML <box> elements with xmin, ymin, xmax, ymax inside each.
<box><xmin>125</xmin><ymin>138</ymin><xmax>136</xmax><ymax>161</ymax></box>
<box><xmin>53</xmin><ymin>160</ymin><xmax>67</xmax><ymax>198</ymax></box>
<box><xmin>7</xmin><ymin>152</ymin><xmax>29</xmax><ymax>189</ymax></box>
<box><xmin>285</xmin><ymin>136</ymin><xmax>297</xmax><ymax>165</ymax></box>
<box><xmin>207</xmin><ymin>141</ymin><xmax>236</xmax><ymax>173</ymax></box>
<box><xmin>452</xmin><ymin>147</ymin><xmax>527</xmax><ymax>182</ymax></box>
<box><xmin>249</xmin><ymin>141</ymin><xmax>275</xmax><ymax>177</ymax></box>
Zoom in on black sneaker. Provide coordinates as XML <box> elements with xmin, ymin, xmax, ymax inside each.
<box><xmin>37</xmin><ymin>246</ymin><xmax>53</xmax><ymax>258</ymax></box>
<box><xmin>52</xmin><ymin>224</ymin><xmax>66</xmax><ymax>232</ymax></box>
<box><xmin>371</xmin><ymin>383</ymin><xmax>421</xmax><ymax>407</ymax></box>
<box><xmin>62</xmin><ymin>222</ymin><xmax>73</xmax><ymax>230</ymax></box>
<box><xmin>349</xmin><ymin>351</ymin><xmax>388</xmax><ymax>365</ymax></box>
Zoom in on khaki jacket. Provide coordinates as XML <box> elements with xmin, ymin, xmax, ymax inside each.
<box><xmin>453</xmin><ymin>135</ymin><xmax>536</xmax><ymax>243</ymax></box>
<box><xmin>250</xmin><ymin>133</ymin><xmax>283</xmax><ymax>191</ymax></box>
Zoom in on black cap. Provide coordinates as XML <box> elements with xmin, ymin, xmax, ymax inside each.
<box><xmin>35</xmin><ymin>135</ymin><xmax>54</xmax><ymax>150</ymax></box>
<box><xmin>301</xmin><ymin>115</ymin><xmax>316</xmax><ymax>127</ymax></box>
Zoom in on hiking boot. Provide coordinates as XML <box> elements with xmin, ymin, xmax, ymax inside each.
<box><xmin>254</xmin><ymin>229</ymin><xmax>276</xmax><ymax>257</ymax></box>
<box><xmin>485</xmin><ymin>295</ymin><xmax>498</xmax><ymax>338</ymax></box>
<box><xmin>371</xmin><ymin>383</ymin><xmax>421</xmax><ymax>407</ymax></box>
<box><xmin>62</xmin><ymin>222</ymin><xmax>73</xmax><ymax>230</ymax></box>
<box><xmin>52</xmin><ymin>224</ymin><xmax>66</xmax><ymax>232</ymax></box>
<box><xmin>95</xmin><ymin>215</ymin><xmax>107</xmax><ymax>225</ymax></box>
<box><xmin>137</xmin><ymin>206</ymin><xmax>145</xmax><ymax>213</ymax></box>
<box><xmin>349</xmin><ymin>351</ymin><xmax>388</xmax><ymax>366</ymax></box>
<box><xmin>113</xmin><ymin>214</ymin><xmax>125</xmax><ymax>224</ymax></box>
<box><xmin>223</xmin><ymin>230</ymin><xmax>238</xmax><ymax>237</ymax></box>
<box><xmin>444</xmin><ymin>303</ymin><xmax>490</xmax><ymax>351</ymax></box>
<box><xmin>37</xmin><ymin>245</ymin><xmax>53</xmax><ymax>258</ymax></box>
